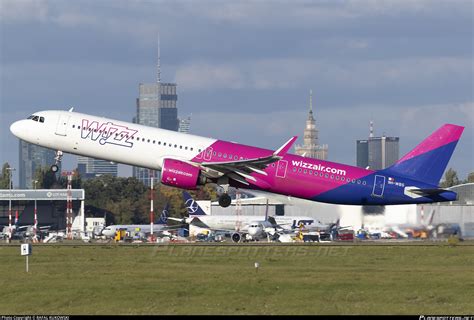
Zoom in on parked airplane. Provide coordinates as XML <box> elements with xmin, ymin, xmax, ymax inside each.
<box><xmin>171</xmin><ymin>191</ymin><xmax>325</xmax><ymax>242</ymax></box>
<box><xmin>10</xmin><ymin>110</ymin><xmax>463</xmax><ymax>208</ymax></box>
<box><xmin>100</xmin><ymin>203</ymin><xmax>176</xmax><ymax>238</ymax></box>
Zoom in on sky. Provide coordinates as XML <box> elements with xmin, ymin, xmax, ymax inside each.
<box><xmin>1</xmin><ymin>0</ymin><xmax>473</xmax><ymax>186</ymax></box>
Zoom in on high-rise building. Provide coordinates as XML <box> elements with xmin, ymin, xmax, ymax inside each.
<box><xmin>77</xmin><ymin>156</ymin><xmax>117</xmax><ymax>179</ymax></box>
<box><xmin>178</xmin><ymin>115</ymin><xmax>191</xmax><ymax>134</ymax></box>
<box><xmin>133</xmin><ymin>35</ymin><xmax>179</xmax><ymax>186</ymax></box>
<box><xmin>356</xmin><ymin>140</ymin><xmax>369</xmax><ymax>168</ymax></box>
<box><xmin>19</xmin><ymin>140</ymin><xmax>58</xmax><ymax>189</ymax></box>
<box><xmin>356</xmin><ymin>121</ymin><xmax>399</xmax><ymax>170</ymax></box>
<box><xmin>368</xmin><ymin>136</ymin><xmax>400</xmax><ymax>170</ymax></box>
<box><xmin>294</xmin><ymin>90</ymin><xmax>328</xmax><ymax>160</ymax></box>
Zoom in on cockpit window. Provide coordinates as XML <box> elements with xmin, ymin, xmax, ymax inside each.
<box><xmin>32</xmin><ymin>116</ymin><xmax>39</xmax><ymax>121</ymax></box>
<box><xmin>27</xmin><ymin>115</ymin><xmax>34</xmax><ymax>119</ymax></box>
<box><xmin>39</xmin><ymin>117</ymin><xmax>45</xmax><ymax>123</ymax></box>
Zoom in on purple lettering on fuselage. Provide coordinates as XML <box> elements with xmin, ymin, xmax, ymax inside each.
<box><xmin>81</xmin><ymin>119</ymin><xmax>138</xmax><ymax>148</ymax></box>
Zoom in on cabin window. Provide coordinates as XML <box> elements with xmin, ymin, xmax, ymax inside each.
<box><xmin>153</xmin><ymin>140</ymin><xmax>156</xmax><ymax>144</ymax></box>
<box><xmin>341</xmin><ymin>177</ymin><xmax>345</xmax><ymax>181</ymax></box>
<box><xmin>357</xmin><ymin>180</ymin><xmax>361</xmax><ymax>184</ymax></box>
<box><xmin>304</xmin><ymin>169</ymin><xmax>307</xmax><ymax>174</ymax></box>
<box><xmin>362</xmin><ymin>181</ymin><xmax>367</xmax><ymax>185</ymax></box>
<box><xmin>72</xmin><ymin>125</ymin><xmax>75</xmax><ymax>128</ymax></box>
<box><xmin>179</xmin><ymin>146</ymin><xmax>182</xmax><ymax>149</ymax></box>
<box><xmin>272</xmin><ymin>163</ymin><xmax>276</xmax><ymax>167</ymax></box>
<box><xmin>330</xmin><ymin>175</ymin><xmax>334</xmax><ymax>179</ymax></box>
<box><xmin>223</xmin><ymin>154</ymin><xmax>227</xmax><ymax>159</ymax></box>
<box><xmin>190</xmin><ymin>148</ymin><xmax>194</xmax><ymax>151</ymax></box>
<box><xmin>218</xmin><ymin>152</ymin><xmax>222</xmax><ymax>157</ymax></box>
<box><xmin>213</xmin><ymin>151</ymin><xmax>217</xmax><ymax>156</ymax></box>
<box><xmin>325</xmin><ymin>174</ymin><xmax>329</xmax><ymax>178</ymax></box>
<box><xmin>293</xmin><ymin>167</ymin><xmax>297</xmax><ymax>172</ymax></box>
<box><xmin>185</xmin><ymin>146</ymin><xmax>188</xmax><ymax>150</ymax></box>
<box><xmin>298</xmin><ymin>168</ymin><xmax>302</xmax><ymax>173</ymax></box>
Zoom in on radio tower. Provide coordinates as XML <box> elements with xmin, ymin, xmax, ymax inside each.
<box><xmin>157</xmin><ymin>33</ymin><xmax>161</xmax><ymax>84</ymax></box>
<box><xmin>235</xmin><ymin>190</ymin><xmax>242</xmax><ymax>232</ymax></box>
<box><xmin>149</xmin><ymin>169</ymin><xmax>155</xmax><ymax>242</ymax></box>
<box><xmin>66</xmin><ymin>172</ymin><xmax>73</xmax><ymax>240</ymax></box>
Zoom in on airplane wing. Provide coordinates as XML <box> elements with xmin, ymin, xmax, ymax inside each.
<box><xmin>196</xmin><ymin>136</ymin><xmax>298</xmax><ymax>186</ymax></box>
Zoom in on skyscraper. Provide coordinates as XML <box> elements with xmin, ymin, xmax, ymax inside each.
<box><xmin>294</xmin><ymin>90</ymin><xmax>328</xmax><ymax>160</ymax></box>
<box><xmin>356</xmin><ymin>121</ymin><xmax>399</xmax><ymax>170</ymax></box>
<box><xmin>133</xmin><ymin>35</ymin><xmax>179</xmax><ymax>186</ymax></box>
<box><xmin>77</xmin><ymin>156</ymin><xmax>118</xmax><ymax>179</ymax></box>
<box><xmin>19</xmin><ymin>140</ymin><xmax>58</xmax><ymax>189</ymax></box>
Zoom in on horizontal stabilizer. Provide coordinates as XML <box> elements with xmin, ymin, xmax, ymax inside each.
<box><xmin>409</xmin><ymin>188</ymin><xmax>449</xmax><ymax>196</ymax></box>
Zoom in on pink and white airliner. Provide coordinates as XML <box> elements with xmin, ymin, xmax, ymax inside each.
<box><xmin>10</xmin><ymin>109</ymin><xmax>463</xmax><ymax>207</ymax></box>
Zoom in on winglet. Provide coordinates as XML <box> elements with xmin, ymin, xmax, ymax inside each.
<box><xmin>274</xmin><ymin>136</ymin><xmax>298</xmax><ymax>157</ymax></box>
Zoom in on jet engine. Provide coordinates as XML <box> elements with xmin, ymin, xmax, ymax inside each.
<box><xmin>161</xmin><ymin>158</ymin><xmax>206</xmax><ymax>189</ymax></box>
<box><xmin>231</xmin><ymin>232</ymin><xmax>242</xmax><ymax>243</ymax></box>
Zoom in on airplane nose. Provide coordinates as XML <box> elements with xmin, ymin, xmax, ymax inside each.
<box><xmin>10</xmin><ymin>120</ymin><xmax>22</xmax><ymax>138</ymax></box>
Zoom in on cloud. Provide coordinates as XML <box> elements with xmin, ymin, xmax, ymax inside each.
<box><xmin>0</xmin><ymin>0</ymin><xmax>49</xmax><ymax>23</ymax></box>
<box><xmin>174</xmin><ymin>57</ymin><xmax>471</xmax><ymax>91</ymax></box>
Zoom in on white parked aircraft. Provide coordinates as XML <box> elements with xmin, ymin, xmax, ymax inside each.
<box><xmin>100</xmin><ymin>204</ymin><xmax>178</xmax><ymax>238</ymax></box>
<box><xmin>172</xmin><ymin>191</ymin><xmax>327</xmax><ymax>242</ymax></box>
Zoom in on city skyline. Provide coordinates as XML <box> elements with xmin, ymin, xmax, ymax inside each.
<box><xmin>1</xmin><ymin>1</ymin><xmax>472</xmax><ymax>186</ymax></box>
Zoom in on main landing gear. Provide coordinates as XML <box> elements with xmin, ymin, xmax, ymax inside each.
<box><xmin>217</xmin><ymin>181</ymin><xmax>232</xmax><ymax>208</ymax></box>
<box><xmin>51</xmin><ymin>150</ymin><xmax>63</xmax><ymax>172</ymax></box>
<box><xmin>218</xmin><ymin>193</ymin><xmax>232</xmax><ymax>208</ymax></box>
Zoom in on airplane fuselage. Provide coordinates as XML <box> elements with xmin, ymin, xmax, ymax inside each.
<box><xmin>10</xmin><ymin>110</ymin><xmax>458</xmax><ymax>206</ymax></box>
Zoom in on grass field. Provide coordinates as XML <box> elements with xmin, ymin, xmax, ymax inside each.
<box><xmin>1</xmin><ymin>242</ymin><xmax>473</xmax><ymax>315</ymax></box>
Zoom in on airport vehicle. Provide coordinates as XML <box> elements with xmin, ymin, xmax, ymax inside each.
<box><xmin>100</xmin><ymin>203</ymin><xmax>174</xmax><ymax>238</ymax></box>
<box><xmin>10</xmin><ymin>110</ymin><xmax>463</xmax><ymax>208</ymax></box>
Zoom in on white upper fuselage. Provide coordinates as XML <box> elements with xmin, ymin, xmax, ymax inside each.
<box><xmin>10</xmin><ymin>110</ymin><xmax>214</xmax><ymax>171</ymax></box>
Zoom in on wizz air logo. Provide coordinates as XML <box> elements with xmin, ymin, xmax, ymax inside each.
<box><xmin>292</xmin><ymin>160</ymin><xmax>347</xmax><ymax>176</ymax></box>
<box><xmin>81</xmin><ymin>119</ymin><xmax>138</xmax><ymax>148</ymax></box>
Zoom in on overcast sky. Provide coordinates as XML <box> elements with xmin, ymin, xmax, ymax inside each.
<box><xmin>1</xmin><ymin>0</ymin><xmax>472</xmax><ymax>185</ymax></box>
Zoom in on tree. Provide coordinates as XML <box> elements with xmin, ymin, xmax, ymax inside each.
<box><xmin>34</xmin><ymin>166</ymin><xmax>58</xmax><ymax>189</ymax></box>
<box><xmin>467</xmin><ymin>172</ymin><xmax>474</xmax><ymax>184</ymax></box>
<box><xmin>0</xmin><ymin>162</ymin><xmax>12</xmax><ymax>189</ymax></box>
<box><xmin>440</xmin><ymin>168</ymin><xmax>460</xmax><ymax>188</ymax></box>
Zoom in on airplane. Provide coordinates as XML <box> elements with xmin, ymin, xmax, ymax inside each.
<box><xmin>10</xmin><ymin>110</ymin><xmax>463</xmax><ymax>209</ymax></box>
<box><xmin>171</xmin><ymin>191</ymin><xmax>325</xmax><ymax>242</ymax></box>
<box><xmin>0</xmin><ymin>210</ymin><xmax>51</xmax><ymax>240</ymax></box>
<box><xmin>100</xmin><ymin>203</ymin><xmax>180</xmax><ymax>238</ymax></box>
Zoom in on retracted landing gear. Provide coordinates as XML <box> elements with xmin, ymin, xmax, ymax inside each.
<box><xmin>51</xmin><ymin>150</ymin><xmax>63</xmax><ymax>172</ymax></box>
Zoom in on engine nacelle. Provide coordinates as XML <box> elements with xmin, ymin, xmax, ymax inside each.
<box><xmin>161</xmin><ymin>158</ymin><xmax>204</xmax><ymax>189</ymax></box>
<box><xmin>231</xmin><ymin>232</ymin><xmax>242</xmax><ymax>243</ymax></box>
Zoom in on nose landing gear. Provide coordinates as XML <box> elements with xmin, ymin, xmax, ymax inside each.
<box><xmin>51</xmin><ymin>150</ymin><xmax>63</xmax><ymax>172</ymax></box>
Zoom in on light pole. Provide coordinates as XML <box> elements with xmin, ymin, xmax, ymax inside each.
<box><xmin>6</xmin><ymin>167</ymin><xmax>16</xmax><ymax>241</ymax></box>
<box><xmin>33</xmin><ymin>180</ymin><xmax>38</xmax><ymax>241</ymax></box>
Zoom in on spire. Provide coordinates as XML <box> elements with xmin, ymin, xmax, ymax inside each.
<box><xmin>369</xmin><ymin>120</ymin><xmax>374</xmax><ymax>138</ymax></box>
<box><xmin>309</xmin><ymin>89</ymin><xmax>313</xmax><ymax>113</ymax></box>
<box><xmin>157</xmin><ymin>32</ymin><xmax>161</xmax><ymax>84</ymax></box>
